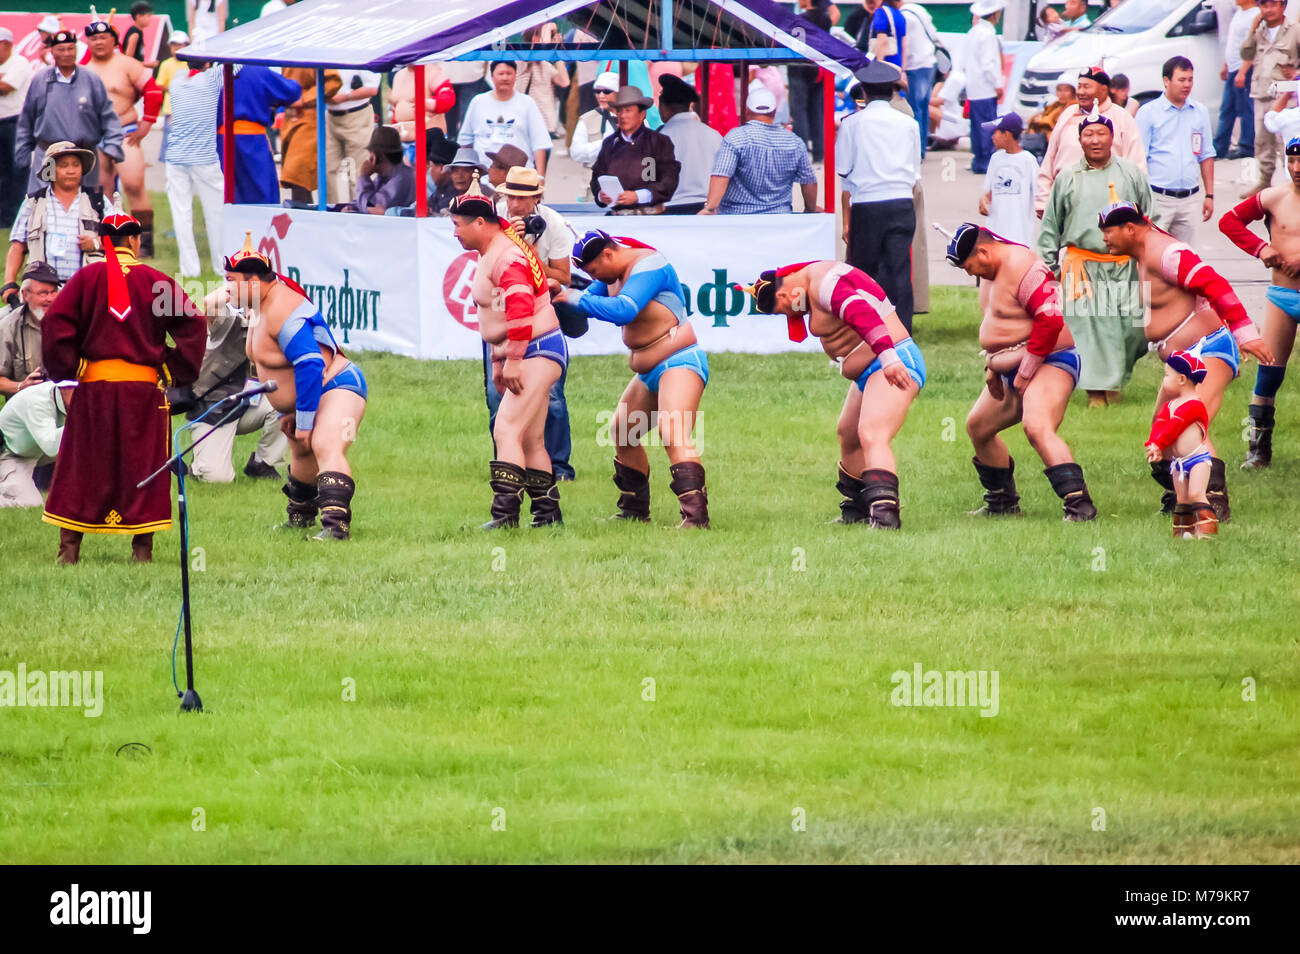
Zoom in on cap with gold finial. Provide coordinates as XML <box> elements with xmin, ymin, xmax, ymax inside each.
<box><xmin>1098</xmin><ymin>180</ymin><xmax>1145</xmax><ymax>228</ymax></box>
<box><xmin>448</xmin><ymin>169</ymin><xmax>498</xmax><ymax>221</ymax></box>
<box><xmin>223</xmin><ymin>230</ymin><xmax>273</xmax><ymax>274</ymax></box>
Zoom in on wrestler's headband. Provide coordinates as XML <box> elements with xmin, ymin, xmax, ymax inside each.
<box><xmin>572</xmin><ymin>229</ymin><xmax>615</xmax><ymax>268</ymax></box>
<box><xmin>944</xmin><ymin>222</ymin><xmax>980</xmax><ymax>266</ymax></box>
<box><xmin>448</xmin><ymin>170</ymin><xmax>497</xmax><ymax>221</ymax></box>
<box><xmin>1288</xmin><ymin>137</ymin><xmax>1300</xmax><ymax>157</ymax></box>
<box><xmin>1098</xmin><ymin>200</ymin><xmax>1145</xmax><ymax>228</ymax></box>
<box><xmin>223</xmin><ymin>230</ymin><xmax>272</xmax><ymax>274</ymax></box>
<box><xmin>1166</xmin><ymin>349</ymin><xmax>1207</xmax><ymax>384</ymax></box>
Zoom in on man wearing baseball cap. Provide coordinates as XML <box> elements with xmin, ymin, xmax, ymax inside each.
<box><xmin>701</xmin><ymin>85</ymin><xmax>818</xmax><ymax>215</ymax></box>
<box><xmin>570</xmin><ymin>71</ymin><xmax>620</xmax><ymax>170</ymax></box>
<box><xmin>0</xmin><ymin>260</ymin><xmax>62</xmax><ymax>400</ymax></box>
<box><xmin>977</xmin><ymin>112</ymin><xmax>1039</xmax><ymax>248</ymax></box>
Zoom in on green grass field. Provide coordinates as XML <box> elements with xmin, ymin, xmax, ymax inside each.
<box><xmin>1</xmin><ymin>197</ymin><xmax>1298</xmax><ymax>863</ymax></box>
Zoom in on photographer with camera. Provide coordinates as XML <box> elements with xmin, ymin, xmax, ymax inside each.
<box><xmin>482</xmin><ymin>165</ymin><xmax>583</xmax><ymax>481</ymax></box>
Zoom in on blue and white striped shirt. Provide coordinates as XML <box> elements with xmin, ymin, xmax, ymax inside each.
<box><xmin>165</xmin><ymin>68</ymin><xmax>221</xmax><ymax>166</ymax></box>
<box><xmin>712</xmin><ymin>120</ymin><xmax>817</xmax><ymax>214</ymax></box>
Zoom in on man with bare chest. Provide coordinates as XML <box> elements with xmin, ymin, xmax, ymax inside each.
<box><xmin>739</xmin><ymin>259</ymin><xmax>925</xmax><ymax>530</ymax></box>
<box><xmin>224</xmin><ymin>234</ymin><xmax>367</xmax><ymax>540</ymax></box>
<box><xmin>943</xmin><ymin>223</ymin><xmax>1097</xmax><ymax>521</ymax></box>
<box><xmin>1100</xmin><ymin>201</ymin><xmax>1272</xmax><ymax>519</ymax></box>
<box><xmin>1218</xmin><ymin>136</ymin><xmax>1300</xmax><ymax>471</ymax></box>
<box><xmin>83</xmin><ymin>18</ymin><xmax>162</xmax><ymax>256</ymax></box>
<box><xmin>557</xmin><ymin>230</ymin><xmax>709</xmax><ymax>527</ymax></box>
<box><xmin>451</xmin><ymin>177</ymin><xmax>565</xmax><ymax>529</ymax></box>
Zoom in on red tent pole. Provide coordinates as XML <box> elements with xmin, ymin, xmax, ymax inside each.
<box><xmin>223</xmin><ymin>63</ymin><xmax>235</xmax><ymax>204</ymax></box>
<box><xmin>415</xmin><ymin>65</ymin><xmax>427</xmax><ymax>217</ymax></box>
<box><xmin>821</xmin><ymin>68</ymin><xmax>834</xmax><ymax>214</ymax></box>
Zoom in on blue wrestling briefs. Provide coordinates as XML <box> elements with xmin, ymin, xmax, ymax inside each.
<box><xmin>322</xmin><ymin>361</ymin><xmax>368</xmax><ymax>400</ymax></box>
<box><xmin>856</xmin><ymin>337</ymin><xmax>927</xmax><ymax>392</ymax></box>
<box><xmin>1192</xmin><ymin>326</ymin><xmax>1241</xmax><ymax>377</ymax></box>
<box><xmin>1265</xmin><ymin>284</ymin><xmax>1300</xmax><ymax>322</ymax></box>
<box><xmin>1000</xmin><ymin>347</ymin><xmax>1082</xmax><ymax>393</ymax></box>
<box><xmin>1171</xmin><ymin>447</ymin><xmax>1212</xmax><ymax>479</ymax></box>
<box><xmin>637</xmin><ymin>343</ymin><xmax>709</xmax><ymax>392</ymax></box>
<box><xmin>522</xmin><ymin>328</ymin><xmax>569</xmax><ymax>371</ymax></box>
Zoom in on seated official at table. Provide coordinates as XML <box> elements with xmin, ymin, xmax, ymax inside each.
<box><xmin>590</xmin><ymin>85</ymin><xmax>680</xmax><ymax>215</ymax></box>
<box><xmin>351</xmin><ymin>125</ymin><xmax>415</xmax><ymax>215</ymax></box>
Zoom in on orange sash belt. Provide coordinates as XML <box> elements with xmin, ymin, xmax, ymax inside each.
<box><xmin>78</xmin><ymin>358</ymin><xmax>159</xmax><ymax>383</ymax></box>
<box><xmin>219</xmin><ymin>120</ymin><xmax>268</xmax><ymax>136</ymax></box>
<box><xmin>1061</xmin><ymin>245</ymin><xmax>1132</xmax><ymax>301</ymax></box>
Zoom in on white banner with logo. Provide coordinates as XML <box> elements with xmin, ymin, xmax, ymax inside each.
<box><xmin>226</xmin><ymin>208</ymin><xmax>835</xmax><ymax>360</ymax></box>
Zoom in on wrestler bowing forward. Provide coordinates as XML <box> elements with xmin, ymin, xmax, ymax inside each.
<box><xmin>1100</xmin><ymin>201</ymin><xmax>1272</xmax><ymax>521</ymax></box>
<box><xmin>556</xmin><ymin>231</ymin><xmax>709</xmax><ymax>528</ymax></box>
<box><xmin>224</xmin><ymin>234</ymin><xmax>368</xmax><ymax>540</ymax></box>
<box><xmin>740</xmin><ymin>261</ymin><xmax>924</xmax><ymax>530</ymax></box>
<box><xmin>451</xmin><ymin>175</ymin><xmax>565</xmax><ymax>529</ymax></box>
<box><xmin>943</xmin><ymin>224</ymin><xmax>1097</xmax><ymax>521</ymax></box>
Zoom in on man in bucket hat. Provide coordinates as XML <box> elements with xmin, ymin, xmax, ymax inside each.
<box><xmin>4</xmin><ymin>142</ymin><xmax>107</xmax><ymax>292</ymax></box>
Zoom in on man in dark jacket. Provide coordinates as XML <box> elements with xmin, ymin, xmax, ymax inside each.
<box><xmin>590</xmin><ymin>86</ymin><xmax>680</xmax><ymax>214</ymax></box>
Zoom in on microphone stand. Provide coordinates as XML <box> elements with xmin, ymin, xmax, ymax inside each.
<box><xmin>137</xmin><ymin>394</ymin><xmax>260</xmax><ymax>713</ymax></box>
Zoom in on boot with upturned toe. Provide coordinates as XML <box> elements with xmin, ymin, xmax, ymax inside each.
<box><xmin>860</xmin><ymin>469</ymin><xmax>902</xmax><ymax>530</ymax></box>
<box><xmin>969</xmin><ymin>457</ymin><xmax>1021</xmax><ymax>516</ymax></box>
<box><xmin>483</xmin><ymin>460</ymin><xmax>525</xmax><ymax>529</ymax></box>
<box><xmin>131</xmin><ymin>532</ymin><xmax>154</xmax><ymax>562</ymax></box>
<box><xmin>831</xmin><ymin>463</ymin><xmax>868</xmax><ymax>524</ymax></box>
<box><xmin>668</xmin><ymin>461</ymin><xmax>709</xmax><ymax>528</ymax></box>
<box><xmin>609</xmin><ymin>458</ymin><xmax>651</xmax><ymax>522</ymax></box>
<box><xmin>1242</xmin><ymin>404</ymin><xmax>1274</xmax><ymax>470</ymax></box>
<box><xmin>314</xmin><ymin>471</ymin><xmax>354</xmax><ymax>540</ymax></box>
<box><xmin>282</xmin><ymin>475</ymin><xmax>318</xmax><ymax>528</ymax></box>
<box><xmin>1149</xmin><ymin>459</ymin><xmax>1176</xmax><ymax>515</ymax></box>
<box><xmin>525</xmin><ymin>467</ymin><xmax>563</xmax><ymax>527</ymax></box>
<box><xmin>57</xmin><ymin>528</ymin><xmax>82</xmax><ymax>565</ymax></box>
<box><xmin>1045</xmin><ymin>462</ymin><xmax>1097</xmax><ymax>522</ymax></box>
<box><xmin>1206</xmin><ymin>457</ymin><xmax>1231</xmax><ymax>523</ymax></box>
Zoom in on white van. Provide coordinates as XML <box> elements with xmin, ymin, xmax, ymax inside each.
<box><xmin>1016</xmin><ymin>0</ymin><xmax>1223</xmax><ymax>117</ymax></box>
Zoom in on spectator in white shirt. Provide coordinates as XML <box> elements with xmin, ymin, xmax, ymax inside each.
<box><xmin>458</xmin><ymin>61</ymin><xmax>552</xmax><ymax>175</ymax></box>
<box><xmin>657</xmin><ymin>74</ymin><xmax>722</xmax><ymax>215</ymax></box>
<box><xmin>190</xmin><ymin>0</ymin><xmax>227</xmax><ymax>44</ymax></box>
<box><xmin>0</xmin><ymin>28</ymin><xmax>34</xmax><ymax>224</ymax></box>
<box><xmin>900</xmin><ymin>3</ymin><xmax>939</xmax><ymax>158</ymax></box>
<box><xmin>0</xmin><ymin>379</ymin><xmax>70</xmax><ymax>508</ymax></box>
<box><xmin>569</xmin><ymin>71</ymin><xmax>619</xmax><ymax>169</ymax></box>
<box><xmin>964</xmin><ymin>0</ymin><xmax>1005</xmax><ymax>175</ymax></box>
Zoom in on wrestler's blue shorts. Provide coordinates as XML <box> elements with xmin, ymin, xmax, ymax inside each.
<box><xmin>1193</xmin><ymin>326</ymin><xmax>1241</xmax><ymax>377</ymax></box>
<box><xmin>1172</xmin><ymin>447</ymin><xmax>1212</xmax><ymax>479</ymax></box>
<box><xmin>1265</xmin><ymin>284</ymin><xmax>1300</xmax><ymax>321</ymax></box>
<box><xmin>637</xmin><ymin>343</ymin><xmax>709</xmax><ymax>393</ymax></box>
<box><xmin>1000</xmin><ymin>346</ymin><xmax>1082</xmax><ymax>393</ymax></box>
<box><xmin>322</xmin><ymin>361</ymin><xmax>368</xmax><ymax>400</ymax></box>
<box><xmin>522</xmin><ymin>328</ymin><xmax>569</xmax><ymax>371</ymax></box>
<box><xmin>856</xmin><ymin>336</ymin><xmax>927</xmax><ymax>392</ymax></box>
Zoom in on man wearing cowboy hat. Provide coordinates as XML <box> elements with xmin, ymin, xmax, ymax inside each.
<box><xmin>484</xmin><ymin>143</ymin><xmax>530</xmax><ymax>192</ymax></box>
<box><xmin>445</xmin><ymin>146</ymin><xmax>494</xmax><ymax>208</ymax></box>
<box><xmin>963</xmin><ymin>0</ymin><xmax>1005</xmax><ymax>175</ymax></box>
<box><xmin>4</xmin><ymin>142</ymin><xmax>106</xmax><ymax>294</ymax></box>
<box><xmin>484</xmin><ymin>165</ymin><xmax>577</xmax><ymax>480</ymax></box>
<box><xmin>590</xmin><ymin>85</ymin><xmax>680</xmax><ymax>214</ymax></box>
<box><xmin>569</xmin><ymin>70</ymin><xmax>620</xmax><ymax>169</ymax></box>
<box><xmin>15</xmin><ymin>28</ymin><xmax>122</xmax><ymax>196</ymax></box>
<box><xmin>354</xmin><ymin>125</ymin><xmax>415</xmax><ymax>215</ymax></box>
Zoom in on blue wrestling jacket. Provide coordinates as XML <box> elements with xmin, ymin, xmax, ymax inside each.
<box><xmin>574</xmin><ymin>252</ymin><xmax>687</xmax><ymax>325</ymax></box>
<box><xmin>277</xmin><ymin>293</ymin><xmax>342</xmax><ymax>432</ymax></box>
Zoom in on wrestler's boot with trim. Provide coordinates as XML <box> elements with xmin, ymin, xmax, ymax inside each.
<box><xmin>1241</xmin><ymin>404</ymin><xmax>1274</xmax><ymax>470</ymax></box>
<box><xmin>860</xmin><ymin>469</ymin><xmax>902</xmax><ymax>530</ymax></box>
<box><xmin>668</xmin><ymin>461</ymin><xmax>710</xmax><ymax>528</ymax></box>
<box><xmin>831</xmin><ymin>463</ymin><xmax>869</xmax><ymax>524</ymax></box>
<box><xmin>525</xmin><ymin>467</ymin><xmax>563</xmax><ymax>527</ymax></box>
<box><xmin>282</xmin><ymin>475</ymin><xmax>319</xmax><ymax>528</ymax></box>
<box><xmin>1192</xmin><ymin>501</ymin><xmax>1219</xmax><ymax>539</ymax></box>
<box><xmin>1149</xmin><ymin>459</ymin><xmax>1176</xmax><ymax>515</ymax></box>
<box><xmin>969</xmin><ymin>457</ymin><xmax>1021</xmax><ymax>516</ymax></box>
<box><xmin>1044</xmin><ymin>462</ymin><xmax>1098</xmax><ymax>522</ymax></box>
<box><xmin>314</xmin><ymin>471</ymin><xmax>355</xmax><ymax>540</ymax></box>
<box><xmin>1206</xmin><ymin>457</ymin><xmax>1231</xmax><ymax>523</ymax></box>
<box><xmin>131</xmin><ymin>533</ymin><xmax>154</xmax><ymax>562</ymax></box>
<box><xmin>483</xmin><ymin>460</ymin><xmax>526</xmax><ymax>529</ymax></box>
<box><xmin>610</xmin><ymin>458</ymin><xmax>651</xmax><ymax>522</ymax></box>
<box><xmin>1172</xmin><ymin>503</ymin><xmax>1195</xmax><ymax>539</ymax></box>
<box><xmin>57</xmin><ymin>528</ymin><xmax>82</xmax><ymax>565</ymax></box>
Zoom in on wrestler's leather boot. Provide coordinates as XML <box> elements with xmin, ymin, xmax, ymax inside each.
<box><xmin>136</xmin><ymin>210</ymin><xmax>155</xmax><ymax>258</ymax></box>
<box><xmin>969</xmin><ymin>457</ymin><xmax>1021</xmax><ymax>516</ymax></box>
<box><xmin>610</xmin><ymin>458</ymin><xmax>651</xmax><ymax>522</ymax></box>
<box><xmin>1149</xmin><ymin>459</ymin><xmax>1176</xmax><ymax>515</ymax></box>
<box><xmin>1171</xmin><ymin>503</ymin><xmax>1195</xmax><ymax>539</ymax></box>
<box><xmin>831</xmin><ymin>463</ymin><xmax>869</xmax><ymax>524</ymax></box>
<box><xmin>1192</xmin><ymin>501</ymin><xmax>1219</xmax><ymax>539</ymax></box>
<box><xmin>669</xmin><ymin>461</ymin><xmax>710</xmax><ymax>528</ymax></box>
<box><xmin>483</xmin><ymin>460</ymin><xmax>526</xmax><ymax>529</ymax></box>
<box><xmin>57</xmin><ymin>528</ymin><xmax>82</xmax><ymax>565</ymax></box>
<box><xmin>131</xmin><ymin>533</ymin><xmax>153</xmax><ymax>562</ymax></box>
<box><xmin>1241</xmin><ymin>404</ymin><xmax>1274</xmax><ymax>470</ymax></box>
<box><xmin>1044</xmin><ymin>462</ymin><xmax>1098</xmax><ymax>522</ymax></box>
<box><xmin>1206</xmin><ymin>457</ymin><xmax>1231</xmax><ymax>523</ymax></box>
<box><xmin>282</xmin><ymin>475</ymin><xmax>319</xmax><ymax>528</ymax></box>
<box><xmin>525</xmin><ymin>467</ymin><xmax>563</xmax><ymax>527</ymax></box>
<box><xmin>314</xmin><ymin>471</ymin><xmax>354</xmax><ymax>540</ymax></box>
<box><xmin>860</xmin><ymin>469</ymin><xmax>902</xmax><ymax>530</ymax></box>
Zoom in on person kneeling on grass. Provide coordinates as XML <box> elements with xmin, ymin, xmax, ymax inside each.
<box><xmin>739</xmin><ymin>260</ymin><xmax>923</xmax><ymax>530</ymax></box>
<box><xmin>942</xmin><ymin>222</ymin><xmax>1097</xmax><ymax>521</ymax></box>
<box><xmin>450</xmin><ymin>174</ymin><xmax>565</xmax><ymax>529</ymax></box>
<box><xmin>1145</xmin><ymin>351</ymin><xmax>1217</xmax><ymax>539</ymax></box>
<box><xmin>554</xmin><ymin>230</ymin><xmax>709</xmax><ymax>528</ymax></box>
<box><xmin>224</xmin><ymin>233</ymin><xmax>367</xmax><ymax>541</ymax></box>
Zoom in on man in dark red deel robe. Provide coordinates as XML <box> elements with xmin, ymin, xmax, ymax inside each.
<box><xmin>41</xmin><ymin>212</ymin><xmax>206</xmax><ymax>564</ymax></box>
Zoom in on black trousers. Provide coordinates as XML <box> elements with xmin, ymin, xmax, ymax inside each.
<box><xmin>0</xmin><ymin>117</ymin><xmax>19</xmax><ymax>225</ymax></box>
<box><xmin>447</xmin><ymin>79</ymin><xmax>489</xmax><ymax>142</ymax></box>
<box><xmin>787</xmin><ymin>68</ymin><xmax>824</xmax><ymax>161</ymax></box>
<box><xmin>664</xmin><ymin>201</ymin><xmax>705</xmax><ymax>215</ymax></box>
<box><xmin>848</xmin><ymin>199</ymin><xmax>916</xmax><ymax>333</ymax></box>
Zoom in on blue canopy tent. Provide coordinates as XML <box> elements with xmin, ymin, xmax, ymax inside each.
<box><xmin>183</xmin><ymin>0</ymin><xmax>868</xmax><ymax>215</ymax></box>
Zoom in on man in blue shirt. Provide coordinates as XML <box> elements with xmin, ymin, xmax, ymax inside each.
<box><xmin>1135</xmin><ymin>55</ymin><xmax>1215</xmax><ymax>244</ymax></box>
<box><xmin>700</xmin><ymin>87</ymin><xmax>819</xmax><ymax>215</ymax></box>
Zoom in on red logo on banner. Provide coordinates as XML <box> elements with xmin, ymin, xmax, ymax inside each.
<box><xmin>443</xmin><ymin>251</ymin><xmax>480</xmax><ymax>332</ymax></box>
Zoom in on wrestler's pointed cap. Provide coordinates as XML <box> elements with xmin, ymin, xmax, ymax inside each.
<box><xmin>85</xmin><ymin>5</ymin><xmax>118</xmax><ymax>37</ymax></box>
<box><xmin>223</xmin><ymin>230</ymin><xmax>272</xmax><ymax>274</ymax></box>
<box><xmin>98</xmin><ymin>204</ymin><xmax>141</xmax><ymax>324</ymax></box>
<box><xmin>1166</xmin><ymin>350</ymin><xmax>1207</xmax><ymax>384</ymax></box>
<box><xmin>99</xmin><ymin>211</ymin><xmax>142</xmax><ymax>239</ymax></box>
<box><xmin>1288</xmin><ymin>136</ymin><xmax>1300</xmax><ymax>157</ymax></box>
<box><xmin>1078</xmin><ymin>106</ymin><xmax>1113</xmax><ymax>135</ymax></box>
<box><xmin>1098</xmin><ymin>181</ymin><xmax>1145</xmax><ymax>228</ymax></box>
<box><xmin>572</xmin><ymin>229</ymin><xmax>615</xmax><ymax>268</ymax></box>
<box><xmin>944</xmin><ymin>222</ymin><xmax>980</xmax><ymax>266</ymax></box>
<box><xmin>448</xmin><ymin>170</ymin><xmax>497</xmax><ymax>221</ymax></box>
<box><xmin>736</xmin><ymin>265</ymin><xmax>810</xmax><ymax>343</ymax></box>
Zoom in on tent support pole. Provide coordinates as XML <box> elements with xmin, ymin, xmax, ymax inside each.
<box><xmin>222</xmin><ymin>64</ymin><xmax>235</xmax><ymax>204</ymax></box>
<box><xmin>821</xmin><ymin>68</ymin><xmax>834</xmax><ymax>214</ymax></box>
<box><xmin>415</xmin><ymin>65</ymin><xmax>427</xmax><ymax>218</ymax></box>
<box><xmin>316</xmin><ymin>67</ymin><xmax>326</xmax><ymax>210</ymax></box>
